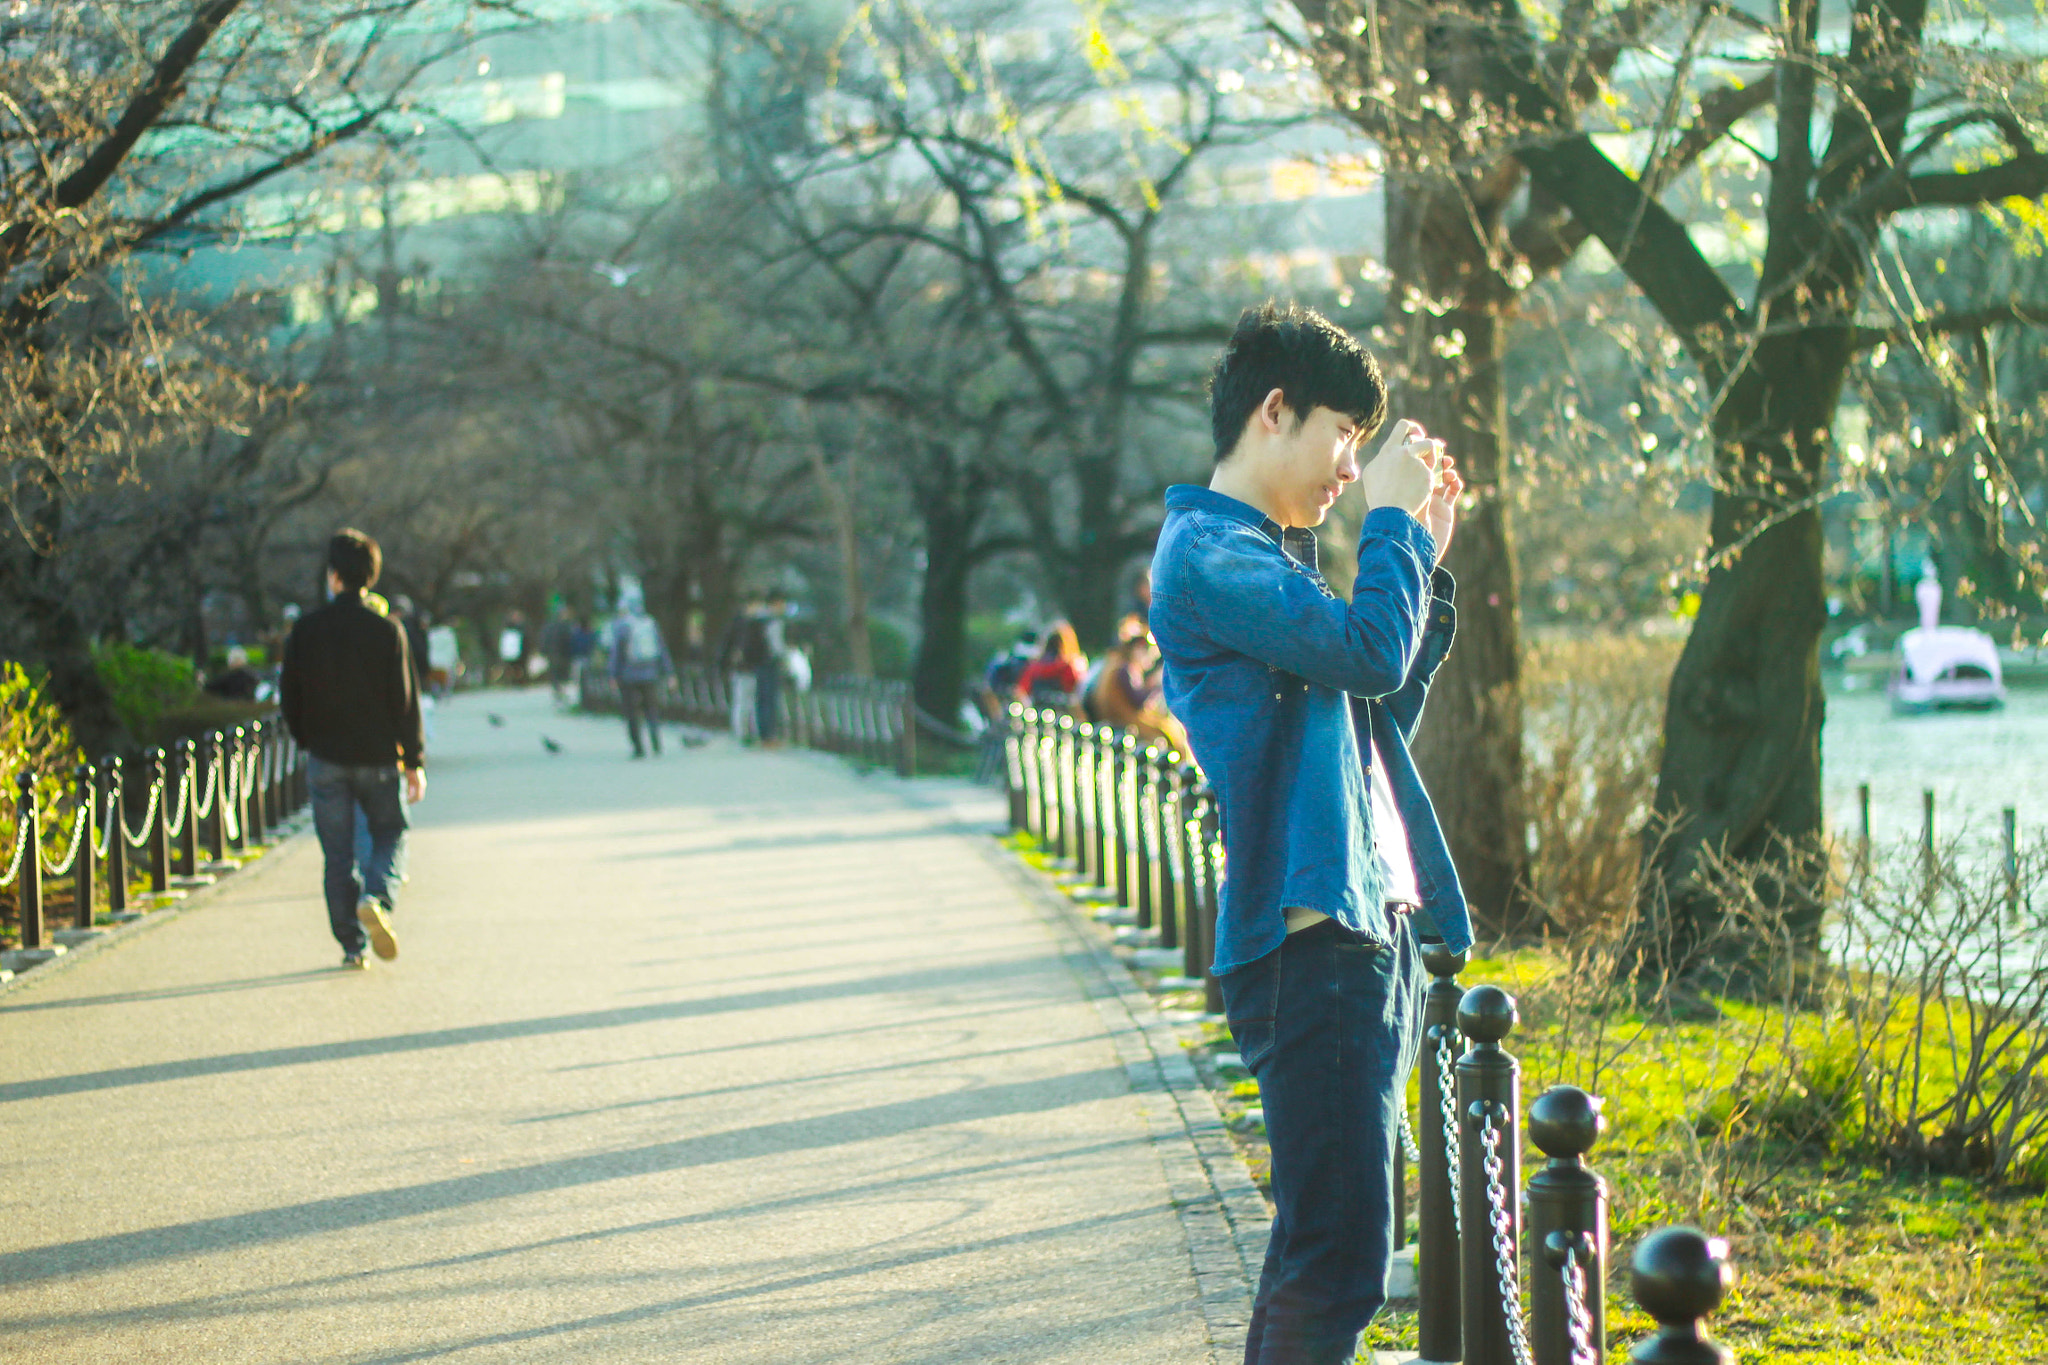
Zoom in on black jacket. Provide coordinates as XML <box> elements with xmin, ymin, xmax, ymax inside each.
<box><xmin>280</xmin><ymin>592</ymin><xmax>425</xmax><ymax>769</ymax></box>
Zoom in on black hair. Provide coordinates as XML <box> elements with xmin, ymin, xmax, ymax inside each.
<box><xmin>1208</xmin><ymin>302</ymin><xmax>1387</xmax><ymax>462</ymax></box>
<box><xmin>328</xmin><ymin>528</ymin><xmax>382</xmax><ymax>592</ymax></box>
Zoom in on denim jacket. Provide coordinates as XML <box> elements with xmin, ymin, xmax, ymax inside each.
<box><xmin>1149</xmin><ymin>485</ymin><xmax>1472</xmax><ymax>973</ymax></box>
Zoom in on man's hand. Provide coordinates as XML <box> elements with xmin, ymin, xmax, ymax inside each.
<box><xmin>1423</xmin><ymin>459</ymin><xmax>1464</xmax><ymax>564</ymax></box>
<box><xmin>404</xmin><ymin>767</ymin><xmax>427</xmax><ymax>804</ymax></box>
<box><xmin>1361</xmin><ymin>419</ymin><xmax>1441</xmax><ymax>517</ymax></box>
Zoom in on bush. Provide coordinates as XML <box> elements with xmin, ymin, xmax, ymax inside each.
<box><xmin>1519</xmin><ymin>631</ymin><xmax>1680</xmax><ymax>937</ymax></box>
<box><xmin>93</xmin><ymin>642</ymin><xmax>199</xmax><ymax>743</ymax></box>
<box><xmin>0</xmin><ymin>663</ymin><xmax>87</xmax><ymax>944</ymax></box>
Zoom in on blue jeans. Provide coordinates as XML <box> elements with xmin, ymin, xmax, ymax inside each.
<box><xmin>309</xmin><ymin>757</ymin><xmax>409</xmax><ymax>956</ymax></box>
<box><xmin>619</xmin><ymin>679</ymin><xmax>662</xmax><ymax>755</ymax></box>
<box><xmin>1222</xmin><ymin>916</ymin><xmax>1425</xmax><ymax>1365</ymax></box>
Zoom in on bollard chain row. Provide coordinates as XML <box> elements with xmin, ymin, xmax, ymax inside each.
<box><xmin>94</xmin><ymin>790</ymin><xmax>117</xmax><ymax>859</ymax></box>
<box><xmin>1479</xmin><ymin>1108</ymin><xmax>1535</xmax><ymax>1365</ymax></box>
<box><xmin>0</xmin><ymin>816</ymin><xmax>27</xmax><ymax>889</ymax></box>
<box><xmin>39</xmin><ymin>801</ymin><xmax>91</xmax><ymax>878</ymax></box>
<box><xmin>162</xmin><ymin>771</ymin><xmax>191</xmax><ymax>839</ymax></box>
<box><xmin>191</xmin><ymin>758</ymin><xmax>218</xmax><ymax>820</ymax></box>
<box><xmin>122</xmin><ymin>781</ymin><xmax>160</xmax><ymax>849</ymax></box>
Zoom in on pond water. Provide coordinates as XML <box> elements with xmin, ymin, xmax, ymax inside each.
<box><xmin>1823</xmin><ymin>678</ymin><xmax>2048</xmax><ymax>848</ymax></box>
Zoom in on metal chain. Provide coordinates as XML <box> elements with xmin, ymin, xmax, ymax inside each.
<box><xmin>190</xmin><ymin>759</ymin><xmax>218</xmax><ymax>819</ymax></box>
<box><xmin>95</xmin><ymin>790</ymin><xmax>116</xmax><ymax>858</ymax></box>
<box><xmin>161</xmin><ymin>772</ymin><xmax>191</xmax><ymax>839</ymax></box>
<box><xmin>1399</xmin><ymin>1107</ymin><xmax>1423</xmax><ymax>1165</ymax></box>
<box><xmin>1560</xmin><ymin>1249</ymin><xmax>1598</xmax><ymax>1365</ymax></box>
<box><xmin>1478</xmin><ymin>1112</ymin><xmax>1535</xmax><ymax>1365</ymax></box>
<box><xmin>1435</xmin><ymin>1031</ymin><xmax>1463</xmax><ymax>1232</ymax></box>
<box><xmin>123</xmin><ymin>781</ymin><xmax>161</xmax><ymax>848</ymax></box>
<box><xmin>218</xmin><ymin>759</ymin><xmax>239</xmax><ymax>842</ymax></box>
<box><xmin>0</xmin><ymin>818</ymin><xmax>27</xmax><ymax>889</ymax></box>
<box><xmin>40</xmin><ymin>801</ymin><xmax>90</xmax><ymax>877</ymax></box>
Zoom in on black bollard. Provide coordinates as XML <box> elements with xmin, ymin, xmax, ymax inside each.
<box><xmin>175</xmin><ymin>739</ymin><xmax>199</xmax><ymax>878</ymax></box>
<box><xmin>898</xmin><ymin>689</ymin><xmax>915</xmax><ymax>778</ymax></box>
<box><xmin>246</xmin><ymin>722</ymin><xmax>269</xmax><ymax>845</ymax></box>
<box><xmin>227</xmin><ymin>728</ymin><xmax>248</xmax><ymax>855</ymax></box>
<box><xmin>1528</xmin><ymin>1086</ymin><xmax>1609</xmax><ymax>1365</ymax></box>
<box><xmin>148</xmin><ymin>748</ymin><xmax>170</xmax><ymax>895</ymax></box>
<box><xmin>206</xmin><ymin>732</ymin><xmax>230</xmax><ymax>866</ymax></box>
<box><xmin>1197</xmin><ymin>789</ymin><xmax>1224</xmax><ymax>1016</ymax></box>
<box><xmin>102</xmin><ymin>756</ymin><xmax>128</xmax><ymax>918</ymax></box>
<box><xmin>72</xmin><ymin>761</ymin><xmax>96</xmax><ymax>929</ymax></box>
<box><xmin>1156</xmin><ymin>753</ymin><xmax>1182</xmax><ymax>953</ymax></box>
<box><xmin>1627</xmin><ymin>1228</ymin><xmax>1733</xmax><ymax>1365</ymax></box>
<box><xmin>1074</xmin><ymin>723</ymin><xmax>1098</xmax><ymax>883</ymax></box>
<box><xmin>1021</xmin><ymin>709</ymin><xmax>1045</xmax><ymax>843</ymax></box>
<box><xmin>1005</xmin><ymin>704</ymin><xmax>1028</xmax><ymax>833</ymax></box>
<box><xmin>1132</xmin><ymin>744</ymin><xmax>1158</xmax><ymax>932</ymax></box>
<box><xmin>1092</xmin><ymin>727</ymin><xmax>1115</xmax><ymax>893</ymax></box>
<box><xmin>16</xmin><ymin>772</ymin><xmax>42</xmax><ymax>950</ymax></box>
<box><xmin>1458</xmin><ymin>985</ymin><xmax>1524</xmax><ymax>1365</ymax></box>
<box><xmin>1178</xmin><ymin>765</ymin><xmax>1206</xmax><ymax>983</ymax></box>
<box><xmin>1417</xmin><ymin>943</ymin><xmax>1468</xmax><ymax>1365</ymax></box>
<box><xmin>1053</xmin><ymin>714</ymin><xmax>1077</xmax><ymax>866</ymax></box>
<box><xmin>1113</xmin><ymin>734</ymin><xmax>1136</xmax><ymax>909</ymax></box>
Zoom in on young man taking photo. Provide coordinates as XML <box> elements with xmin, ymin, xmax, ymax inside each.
<box><xmin>1149</xmin><ymin>303</ymin><xmax>1475</xmax><ymax>1365</ymax></box>
<box><xmin>281</xmin><ymin>529</ymin><xmax>427</xmax><ymax>970</ymax></box>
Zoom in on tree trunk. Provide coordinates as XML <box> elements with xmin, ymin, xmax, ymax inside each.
<box><xmin>1645</xmin><ymin>347</ymin><xmax>1840</xmax><ymax>962</ymax></box>
<box><xmin>1385</xmin><ymin>178</ymin><xmax>1531</xmax><ymax>936</ymax></box>
<box><xmin>912</xmin><ymin>506</ymin><xmax>974</xmax><ymax>728</ymax></box>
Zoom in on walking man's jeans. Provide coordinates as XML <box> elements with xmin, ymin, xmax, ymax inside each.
<box><xmin>619</xmin><ymin>679</ymin><xmax>662</xmax><ymax>756</ymax></box>
<box><xmin>754</xmin><ymin>663</ymin><xmax>782</xmax><ymax>741</ymax></box>
<box><xmin>1221</xmin><ymin>917</ymin><xmax>1425</xmax><ymax>1365</ymax></box>
<box><xmin>729</xmin><ymin>672</ymin><xmax>758</xmax><ymax>742</ymax></box>
<box><xmin>309</xmin><ymin>757</ymin><xmax>409</xmax><ymax>957</ymax></box>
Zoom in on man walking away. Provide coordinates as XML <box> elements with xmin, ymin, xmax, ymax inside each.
<box><xmin>608</xmin><ymin>595</ymin><xmax>672</xmax><ymax>758</ymax></box>
<box><xmin>1150</xmin><ymin>303</ymin><xmax>1472</xmax><ymax>1364</ymax></box>
<box><xmin>755</xmin><ymin>592</ymin><xmax>791</xmax><ymax>748</ymax></box>
<box><xmin>281</xmin><ymin>529</ymin><xmax>426</xmax><ymax>970</ymax></box>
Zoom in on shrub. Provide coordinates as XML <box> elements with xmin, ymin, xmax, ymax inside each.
<box><xmin>93</xmin><ymin>642</ymin><xmax>198</xmax><ymax>743</ymax></box>
<box><xmin>0</xmin><ymin>663</ymin><xmax>86</xmax><ymax>942</ymax></box>
<box><xmin>1518</xmin><ymin>631</ymin><xmax>1680</xmax><ymax>938</ymax></box>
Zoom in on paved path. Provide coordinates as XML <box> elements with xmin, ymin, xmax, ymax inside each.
<box><xmin>0</xmin><ymin>688</ymin><xmax>1255</xmax><ymax>1364</ymax></box>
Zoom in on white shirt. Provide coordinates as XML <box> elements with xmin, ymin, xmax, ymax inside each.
<box><xmin>1284</xmin><ymin>736</ymin><xmax>1417</xmax><ymax>934</ymax></box>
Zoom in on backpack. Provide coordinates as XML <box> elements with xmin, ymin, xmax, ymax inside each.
<box><xmin>622</xmin><ymin>616</ymin><xmax>663</xmax><ymax>665</ymax></box>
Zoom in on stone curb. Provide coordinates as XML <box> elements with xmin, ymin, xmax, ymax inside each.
<box><xmin>0</xmin><ymin>819</ymin><xmax>309</xmax><ymax>1000</ymax></box>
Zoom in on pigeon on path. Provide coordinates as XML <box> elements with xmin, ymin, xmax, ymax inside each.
<box><xmin>540</xmin><ymin>736</ymin><xmax>563</xmax><ymax>754</ymax></box>
<box><xmin>487</xmin><ymin>713</ymin><xmax>506</xmax><ymax>727</ymax></box>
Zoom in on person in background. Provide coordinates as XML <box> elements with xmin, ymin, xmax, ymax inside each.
<box><xmin>203</xmin><ymin>646</ymin><xmax>261</xmax><ymax>701</ymax></box>
<box><xmin>540</xmin><ymin>602</ymin><xmax>579</xmax><ymax>703</ymax></box>
<box><xmin>426</xmin><ymin>620</ymin><xmax>461</xmax><ymax>699</ymax></box>
<box><xmin>608</xmin><ymin>596</ymin><xmax>672</xmax><ymax>758</ymax></box>
<box><xmin>718</xmin><ymin>598</ymin><xmax>767</xmax><ymax>744</ymax></box>
<box><xmin>389</xmin><ymin>596</ymin><xmax>429</xmax><ymax>697</ymax></box>
<box><xmin>280</xmin><ymin>528</ymin><xmax>425</xmax><ymax>970</ymax></box>
<box><xmin>755</xmin><ymin>592</ymin><xmax>791</xmax><ymax>748</ymax></box>
<box><xmin>1084</xmin><ymin>631</ymin><xmax>1188</xmax><ymax>754</ymax></box>
<box><xmin>497</xmin><ymin>610</ymin><xmax>528</xmax><ymax>684</ymax></box>
<box><xmin>1014</xmin><ymin>620</ymin><xmax>1086</xmax><ymax>708</ymax></box>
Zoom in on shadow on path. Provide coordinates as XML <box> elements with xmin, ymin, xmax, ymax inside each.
<box><xmin>0</xmin><ymin>1066</ymin><xmax>1128</xmax><ymax>1285</ymax></box>
<box><xmin>0</xmin><ymin>956</ymin><xmax>1045</xmax><ymax>1104</ymax></box>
